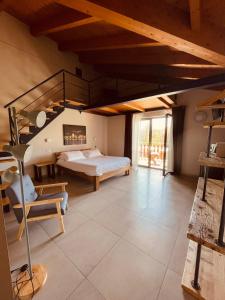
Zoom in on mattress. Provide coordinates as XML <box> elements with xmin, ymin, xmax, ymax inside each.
<box><xmin>57</xmin><ymin>156</ymin><xmax>130</xmax><ymax>176</ymax></box>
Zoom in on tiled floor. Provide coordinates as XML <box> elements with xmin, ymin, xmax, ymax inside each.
<box><xmin>5</xmin><ymin>168</ymin><xmax>197</xmax><ymax>300</ymax></box>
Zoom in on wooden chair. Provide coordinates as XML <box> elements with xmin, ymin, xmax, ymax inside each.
<box><xmin>5</xmin><ymin>175</ymin><xmax>68</xmax><ymax>240</ymax></box>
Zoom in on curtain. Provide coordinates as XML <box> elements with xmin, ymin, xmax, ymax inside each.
<box><xmin>172</xmin><ymin>106</ymin><xmax>186</xmax><ymax>175</ymax></box>
<box><xmin>132</xmin><ymin>113</ymin><xmax>143</xmax><ymax>169</ymax></box>
<box><xmin>166</xmin><ymin>115</ymin><xmax>174</xmax><ymax>173</ymax></box>
<box><xmin>124</xmin><ymin>113</ymin><xmax>133</xmax><ymax>159</ymax></box>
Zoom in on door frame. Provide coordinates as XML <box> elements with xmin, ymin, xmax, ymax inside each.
<box><xmin>138</xmin><ymin>116</ymin><xmax>166</xmax><ymax>170</ymax></box>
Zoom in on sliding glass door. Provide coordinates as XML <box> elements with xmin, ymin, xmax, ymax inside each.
<box><xmin>138</xmin><ymin>115</ymin><xmax>173</xmax><ymax>174</ymax></box>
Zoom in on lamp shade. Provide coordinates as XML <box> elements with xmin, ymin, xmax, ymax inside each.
<box><xmin>3</xmin><ymin>144</ymin><xmax>32</xmax><ymax>162</ymax></box>
<box><xmin>2</xmin><ymin>166</ymin><xmax>19</xmax><ymax>183</ymax></box>
<box><xmin>20</xmin><ymin>110</ymin><xmax>46</xmax><ymax>128</ymax></box>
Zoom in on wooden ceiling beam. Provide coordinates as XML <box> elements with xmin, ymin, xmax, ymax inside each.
<box><xmin>93</xmin><ymin>71</ymin><xmax>196</xmax><ymax>85</ymax></box>
<box><xmin>59</xmin><ymin>32</ymin><xmax>162</xmax><ymax>51</ymax></box>
<box><xmin>160</xmin><ymin>95</ymin><xmax>174</xmax><ymax>105</ymax></box>
<box><xmin>97</xmin><ymin>107</ymin><xmax>120</xmax><ymax>114</ymax></box>
<box><xmin>32</xmin><ymin>16</ymin><xmax>99</xmax><ymax>35</ymax></box>
<box><xmin>56</xmin><ymin>0</ymin><xmax>225</xmax><ymax>66</ymax></box>
<box><xmin>122</xmin><ymin>103</ymin><xmax>145</xmax><ymax>112</ymax></box>
<box><xmin>84</xmin><ymin>72</ymin><xmax>225</xmax><ymax>110</ymax></box>
<box><xmin>79</xmin><ymin>50</ymin><xmax>210</xmax><ymax>65</ymax></box>
<box><xmin>189</xmin><ymin>0</ymin><xmax>201</xmax><ymax>31</ymax></box>
<box><xmin>94</xmin><ymin>64</ymin><xmax>224</xmax><ymax>79</ymax></box>
<box><xmin>158</xmin><ymin>97</ymin><xmax>171</xmax><ymax>108</ymax></box>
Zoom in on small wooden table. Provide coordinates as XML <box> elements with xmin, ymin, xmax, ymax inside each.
<box><xmin>34</xmin><ymin>161</ymin><xmax>55</xmax><ymax>182</ymax></box>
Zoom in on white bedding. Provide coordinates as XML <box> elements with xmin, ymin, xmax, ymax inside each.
<box><xmin>57</xmin><ymin>155</ymin><xmax>130</xmax><ymax>176</ymax></box>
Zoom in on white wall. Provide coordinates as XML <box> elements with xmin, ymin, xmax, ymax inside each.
<box><xmin>177</xmin><ymin>89</ymin><xmax>225</xmax><ymax>176</ymax></box>
<box><xmin>0</xmin><ymin>12</ymin><xmax>97</xmax><ymax>142</ymax></box>
<box><xmin>107</xmin><ymin>115</ymin><xmax>125</xmax><ymax>156</ymax></box>
<box><xmin>25</xmin><ymin>109</ymin><xmax>108</xmax><ymax>175</ymax></box>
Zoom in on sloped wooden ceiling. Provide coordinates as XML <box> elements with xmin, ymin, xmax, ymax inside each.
<box><xmin>2</xmin><ymin>0</ymin><xmax>225</xmax><ymax>114</ymax></box>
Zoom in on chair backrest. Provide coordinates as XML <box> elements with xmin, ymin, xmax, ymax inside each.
<box><xmin>6</xmin><ymin>175</ymin><xmax>37</xmax><ymax>223</ymax></box>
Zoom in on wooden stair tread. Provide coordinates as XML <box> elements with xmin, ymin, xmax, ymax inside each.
<box><xmin>182</xmin><ymin>240</ymin><xmax>225</xmax><ymax>300</ymax></box>
<box><xmin>0</xmin><ymin>158</ymin><xmax>15</xmax><ymax>164</ymax></box>
<box><xmin>198</xmin><ymin>152</ymin><xmax>225</xmax><ymax>168</ymax></box>
<box><xmin>65</xmin><ymin>99</ymin><xmax>87</xmax><ymax>106</ymax></box>
<box><xmin>203</xmin><ymin>121</ymin><xmax>225</xmax><ymax>128</ymax></box>
<box><xmin>0</xmin><ymin>197</ymin><xmax>10</xmax><ymax>206</ymax></box>
<box><xmin>0</xmin><ymin>183</ymin><xmax>10</xmax><ymax>191</ymax></box>
<box><xmin>187</xmin><ymin>177</ymin><xmax>225</xmax><ymax>254</ymax></box>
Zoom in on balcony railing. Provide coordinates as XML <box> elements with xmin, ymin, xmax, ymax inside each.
<box><xmin>138</xmin><ymin>144</ymin><xmax>166</xmax><ymax>168</ymax></box>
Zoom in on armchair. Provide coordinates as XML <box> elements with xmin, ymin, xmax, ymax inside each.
<box><xmin>6</xmin><ymin>175</ymin><xmax>68</xmax><ymax>240</ymax></box>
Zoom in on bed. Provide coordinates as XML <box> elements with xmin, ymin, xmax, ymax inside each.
<box><xmin>55</xmin><ymin>149</ymin><xmax>130</xmax><ymax>190</ymax></box>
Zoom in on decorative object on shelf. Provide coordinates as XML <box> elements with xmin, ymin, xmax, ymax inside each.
<box><xmin>194</xmin><ymin>110</ymin><xmax>207</xmax><ymax>123</ymax></box>
<box><xmin>3</xmin><ymin>107</ymin><xmax>47</xmax><ymax>299</ymax></box>
<box><xmin>63</xmin><ymin>124</ymin><xmax>86</xmax><ymax>145</ymax></box>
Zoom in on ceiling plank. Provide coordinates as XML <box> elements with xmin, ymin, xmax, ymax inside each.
<box><xmin>59</xmin><ymin>32</ymin><xmax>162</xmax><ymax>51</ymax></box>
<box><xmin>122</xmin><ymin>103</ymin><xmax>145</xmax><ymax>112</ymax></box>
<box><xmin>97</xmin><ymin>107</ymin><xmax>120</xmax><ymax>114</ymax></box>
<box><xmin>80</xmin><ymin>50</ymin><xmax>210</xmax><ymax>65</ymax></box>
<box><xmin>189</xmin><ymin>0</ymin><xmax>201</xmax><ymax>31</ymax></box>
<box><xmin>56</xmin><ymin>0</ymin><xmax>225</xmax><ymax>66</ymax></box>
<box><xmin>32</xmin><ymin>16</ymin><xmax>99</xmax><ymax>35</ymax></box>
<box><xmin>84</xmin><ymin>72</ymin><xmax>225</xmax><ymax>109</ymax></box>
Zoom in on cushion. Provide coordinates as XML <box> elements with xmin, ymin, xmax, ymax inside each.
<box><xmin>60</xmin><ymin>151</ymin><xmax>86</xmax><ymax>161</ymax></box>
<box><xmin>6</xmin><ymin>175</ymin><xmax>38</xmax><ymax>206</ymax></box>
<box><xmin>28</xmin><ymin>192</ymin><xmax>68</xmax><ymax>219</ymax></box>
<box><xmin>83</xmin><ymin>149</ymin><xmax>102</xmax><ymax>158</ymax></box>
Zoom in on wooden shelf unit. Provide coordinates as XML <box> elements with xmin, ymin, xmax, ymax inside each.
<box><xmin>198</xmin><ymin>152</ymin><xmax>225</xmax><ymax>169</ymax></box>
<box><xmin>187</xmin><ymin>178</ymin><xmax>225</xmax><ymax>255</ymax></box>
<box><xmin>182</xmin><ymin>115</ymin><xmax>225</xmax><ymax>299</ymax></box>
<box><xmin>182</xmin><ymin>241</ymin><xmax>225</xmax><ymax>300</ymax></box>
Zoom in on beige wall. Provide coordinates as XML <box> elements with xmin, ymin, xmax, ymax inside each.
<box><xmin>25</xmin><ymin>109</ymin><xmax>108</xmax><ymax>175</ymax></box>
<box><xmin>0</xmin><ymin>12</ymin><xmax>97</xmax><ymax>142</ymax></box>
<box><xmin>177</xmin><ymin>89</ymin><xmax>225</xmax><ymax>176</ymax></box>
<box><xmin>107</xmin><ymin>115</ymin><xmax>125</xmax><ymax>156</ymax></box>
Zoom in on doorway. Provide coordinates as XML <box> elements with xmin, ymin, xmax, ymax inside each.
<box><xmin>138</xmin><ymin>115</ymin><xmax>173</xmax><ymax>175</ymax></box>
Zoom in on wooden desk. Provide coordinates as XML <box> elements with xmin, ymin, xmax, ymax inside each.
<box><xmin>34</xmin><ymin>161</ymin><xmax>55</xmax><ymax>182</ymax></box>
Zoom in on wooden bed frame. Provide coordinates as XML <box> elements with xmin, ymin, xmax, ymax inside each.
<box><xmin>55</xmin><ymin>150</ymin><xmax>130</xmax><ymax>191</ymax></box>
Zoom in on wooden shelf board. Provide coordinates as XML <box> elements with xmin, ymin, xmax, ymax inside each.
<box><xmin>203</xmin><ymin>121</ymin><xmax>225</xmax><ymax>128</ymax></box>
<box><xmin>187</xmin><ymin>177</ymin><xmax>225</xmax><ymax>255</ymax></box>
<box><xmin>199</xmin><ymin>152</ymin><xmax>225</xmax><ymax>168</ymax></box>
<box><xmin>182</xmin><ymin>241</ymin><xmax>225</xmax><ymax>300</ymax></box>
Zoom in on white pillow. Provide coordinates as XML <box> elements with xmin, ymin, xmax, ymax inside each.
<box><xmin>83</xmin><ymin>149</ymin><xmax>102</xmax><ymax>158</ymax></box>
<box><xmin>59</xmin><ymin>151</ymin><xmax>86</xmax><ymax>161</ymax></box>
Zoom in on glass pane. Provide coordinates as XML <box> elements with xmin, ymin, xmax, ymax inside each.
<box><xmin>150</xmin><ymin>118</ymin><xmax>165</xmax><ymax>169</ymax></box>
<box><xmin>138</xmin><ymin>119</ymin><xmax>150</xmax><ymax>166</ymax></box>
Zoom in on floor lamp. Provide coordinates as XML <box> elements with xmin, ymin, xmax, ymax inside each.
<box><xmin>3</xmin><ymin>107</ymin><xmax>47</xmax><ymax>299</ymax></box>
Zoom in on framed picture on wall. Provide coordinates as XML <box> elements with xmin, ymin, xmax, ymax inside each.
<box><xmin>63</xmin><ymin>124</ymin><xmax>87</xmax><ymax>145</ymax></box>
